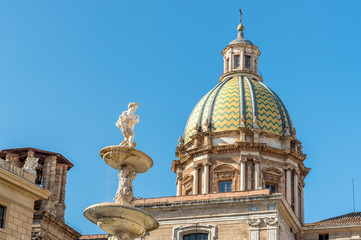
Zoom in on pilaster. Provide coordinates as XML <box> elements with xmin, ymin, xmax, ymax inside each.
<box><xmin>176</xmin><ymin>168</ymin><xmax>182</xmax><ymax>196</ymax></box>
<box><xmin>265</xmin><ymin>217</ymin><xmax>279</xmax><ymax>240</ymax></box>
<box><xmin>41</xmin><ymin>155</ymin><xmax>57</xmax><ymax>216</ymax></box>
<box><xmin>240</xmin><ymin>157</ymin><xmax>247</xmax><ymax>191</ymax></box>
<box><xmin>202</xmin><ymin>161</ymin><xmax>210</xmax><ymax>194</ymax></box>
<box><xmin>193</xmin><ymin>164</ymin><xmax>199</xmax><ymax>195</ymax></box>
<box><xmin>285</xmin><ymin>165</ymin><xmax>292</xmax><ymax>206</ymax></box>
<box><xmin>254</xmin><ymin>158</ymin><xmax>261</xmax><ymax>190</ymax></box>
<box><xmin>248</xmin><ymin>218</ymin><xmax>262</xmax><ymax>240</ymax></box>
<box><xmin>293</xmin><ymin>171</ymin><xmax>299</xmax><ymax>218</ymax></box>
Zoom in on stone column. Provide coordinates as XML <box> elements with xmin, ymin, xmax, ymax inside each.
<box><xmin>254</xmin><ymin>158</ymin><xmax>261</xmax><ymax>190</ymax></box>
<box><xmin>294</xmin><ymin>171</ymin><xmax>299</xmax><ymax>218</ymax></box>
<box><xmin>176</xmin><ymin>177</ymin><xmax>182</xmax><ymax>196</ymax></box>
<box><xmin>240</xmin><ymin>49</ymin><xmax>245</xmax><ymax>70</ymax></box>
<box><xmin>285</xmin><ymin>165</ymin><xmax>292</xmax><ymax>205</ymax></box>
<box><xmin>193</xmin><ymin>164</ymin><xmax>199</xmax><ymax>195</ymax></box>
<box><xmin>251</xmin><ymin>54</ymin><xmax>255</xmax><ymax>72</ymax></box>
<box><xmin>41</xmin><ymin>155</ymin><xmax>57</xmax><ymax>216</ymax></box>
<box><xmin>54</xmin><ymin>166</ymin><xmax>63</xmax><ymax>204</ymax></box>
<box><xmin>202</xmin><ymin>162</ymin><xmax>210</xmax><ymax>194</ymax></box>
<box><xmin>56</xmin><ymin>166</ymin><xmax>67</xmax><ymax>221</ymax></box>
<box><xmin>301</xmin><ymin>183</ymin><xmax>305</xmax><ymax>223</ymax></box>
<box><xmin>229</xmin><ymin>51</ymin><xmax>234</xmax><ymax>71</ymax></box>
<box><xmin>240</xmin><ymin>157</ymin><xmax>247</xmax><ymax>191</ymax></box>
<box><xmin>176</xmin><ymin>168</ymin><xmax>182</xmax><ymax>196</ymax></box>
<box><xmin>265</xmin><ymin>217</ymin><xmax>279</xmax><ymax>240</ymax></box>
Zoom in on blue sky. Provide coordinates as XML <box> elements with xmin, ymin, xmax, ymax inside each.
<box><xmin>0</xmin><ymin>0</ymin><xmax>361</xmax><ymax>235</ymax></box>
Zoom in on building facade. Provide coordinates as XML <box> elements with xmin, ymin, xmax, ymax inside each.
<box><xmin>0</xmin><ymin>148</ymin><xmax>81</xmax><ymax>240</ymax></box>
<box><xmin>133</xmin><ymin>10</ymin><xmax>361</xmax><ymax>240</ymax></box>
<box><xmin>81</xmin><ymin>10</ymin><xmax>361</xmax><ymax>240</ymax></box>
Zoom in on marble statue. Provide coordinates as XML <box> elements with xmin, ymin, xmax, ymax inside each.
<box><xmin>22</xmin><ymin>150</ymin><xmax>39</xmax><ymax>175</ymax></box>
<box><xmin>115</xmin><ymin>165</ymin><xmax>136</xmax><ymax>205</ymax></box>
<box><xmin>116</xmin><ymin>102</ymin><xmax>139</xmax><ymax>148</ymax></box>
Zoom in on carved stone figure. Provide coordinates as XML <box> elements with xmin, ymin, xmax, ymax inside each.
<box><xmin>116</xmin><ymin>102</ymin><xmax>139</xmax><ymax>148</ymax></box>
<box><xmin>115</xmin><ymin>165</ymin><xmax>136</xmax><ymax>205</ymax></box>
<box><xmin>22</xmin><ymin>150</ymin><xmax>39</xmax><ymax>175</ymax></box>
<box><xmin>203</xmin><ymin>119</ymin><xmax>210</xmax><ymax>131</ymax></box>
<box><xmin>178</xmin><ymin>136</ymin><xmax>184</xmax><ymax>147</ymax></box>
<box><xmin>240</xmin><ymin>116</ymin><xmax>246</xmax><ymax>127</ymax></box>
<box><xmin>253</xmin><ymin>117</ymin><xmax>259</xmax><ymax>129</ymax></box>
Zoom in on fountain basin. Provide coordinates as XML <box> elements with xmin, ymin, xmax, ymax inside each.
<box><xmin>84</xmin><ymin>203</ymin><xmax>159</xmax><ymax>238</ymax></box>
<box><xmin>100</xmin><ymin>146</ymin><xmax>153</xmax><ymax>173</ymax></box>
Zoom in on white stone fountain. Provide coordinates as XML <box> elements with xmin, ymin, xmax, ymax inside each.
<box><xmin>84</xmin><ymin>103</ymin><xmax>159</xmax><ymax>240</ymax></box>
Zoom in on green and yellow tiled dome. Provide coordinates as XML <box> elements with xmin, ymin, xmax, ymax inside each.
<box><xmin>184</xmin><ymin>75</ymin><xmax>294</xmax><ymax>143</ymax></box>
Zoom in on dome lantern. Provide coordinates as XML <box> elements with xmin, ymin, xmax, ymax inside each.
<box><xmin>221</xmin><ymin>9</ymin><xmax>261</xmax><ymax>81</ymax></box>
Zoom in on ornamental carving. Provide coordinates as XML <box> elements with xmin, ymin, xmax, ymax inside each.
<box><xmin>265</xmin><ymin>175</ymin><xmax>279</xmax><ymax>181</ymax></box>
<box><xmin>214</xmin><ymin>172</ymin><xmax>234</xmax><ymax>181</ymax></box>
<box><xmin>262</xmin><ymin>166</ymin><xmax>283</xmax><ymax>183</ymax></box>
<box><xmin>248</xmin><ymin>217</ymin><xmax>262</xmax><ymax>227</ymax></box>
<box><xmin>213</xmin><ymin>164</ymin><xmax>237</xmax><ymax>181</ymax></box>
<box><xmin>265</xmin><ymin>217</ymin><xmax>278</xmax><ymax>226</ymax></box>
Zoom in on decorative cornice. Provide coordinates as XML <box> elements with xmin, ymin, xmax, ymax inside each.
<box><xmin>178</xmin><ymin>142</ymin><xmax>306</xmax><ymax>166</ymax></box>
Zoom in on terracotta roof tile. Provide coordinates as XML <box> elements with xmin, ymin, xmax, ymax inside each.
<box><xmin>306</xmin><ymin>212</ymin><xmax>361</xmax><ymax>227</ymax></box>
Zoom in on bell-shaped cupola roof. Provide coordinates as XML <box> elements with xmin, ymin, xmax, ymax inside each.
<box><xmin>221</xmin><ymin>10</ymin><xmax>261</xmax><ymax>80</ymax></box>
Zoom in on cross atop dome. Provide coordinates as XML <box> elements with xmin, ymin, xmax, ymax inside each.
<box><xmin>237</xmin><ymin>9</ymin><xmax>244</xmax><ymax>33</ymax></box>
<box><xmin>220</xmin><ymin>10</ymin><xmax>261</xmax><ymax>82</ymax></box>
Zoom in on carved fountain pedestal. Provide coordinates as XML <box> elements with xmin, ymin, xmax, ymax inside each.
<box><xmin>84</xmin><ymin>146</ymin><xmax>159</xmax><ymax>240</ymax></box>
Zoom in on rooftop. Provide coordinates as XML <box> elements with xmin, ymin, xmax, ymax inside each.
<box><xmin>306</xmin><ymin>212</ymin><xmax>361</xmax><ymax>227</ymax></box>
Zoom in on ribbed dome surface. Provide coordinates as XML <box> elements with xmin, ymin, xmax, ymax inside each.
<box><xmin>184</xmin><ymin>75</ymin><xmax>294</xmax><ymax>143</ymax></box>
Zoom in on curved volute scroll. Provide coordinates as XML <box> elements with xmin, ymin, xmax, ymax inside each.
<box><xmin>221</xmin><ymin>9</ymin><xmax>261</xmax><ymax>80</ymax></box>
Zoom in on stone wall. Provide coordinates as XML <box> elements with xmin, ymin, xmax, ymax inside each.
<box><xmin>0</xmin><ymin>158</ymin><xmax>49</xmax><ymax>240</ymax></box>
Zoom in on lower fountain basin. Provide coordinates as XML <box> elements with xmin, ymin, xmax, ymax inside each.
<box><xmin>84</xmin><ymin>203</ymin><xmax>159</xmax><ymax>238</ymax></box>
<box><xmin>100</xmin><ymin>146</ymin><xmax>153</xmax><ymax>173</ymax></box>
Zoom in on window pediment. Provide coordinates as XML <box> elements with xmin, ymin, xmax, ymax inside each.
<box><xmin>263</xmin><ymin>167</ymin><xmax>283</xmax><ymax>182</ymax></box>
